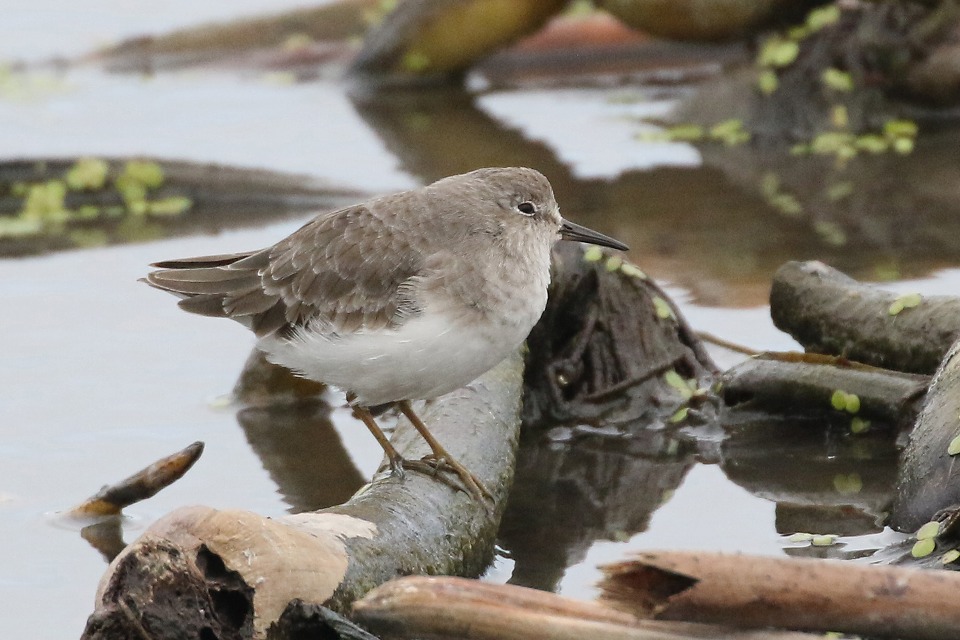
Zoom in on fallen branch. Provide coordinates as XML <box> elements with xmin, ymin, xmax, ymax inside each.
<box><xmin>601</xmin><ymin>550</ymin><xmax>960</xmax><ymax>640</ymax></box>
<box><xmin>69</xmin><ymin>441</ymin><xmax>205</xmax><ymax>517</ymax></box>
<box><xmin>352</xmin><ymin>576</ymin><xmax>821</xmax><ymax>640</ymax></box>
<box><xmin>82</xmin><ymin>353</ymin><xmax>524</xmax><ymax>639</ymax></box>
<box><xmin>770</xmin><ymin>261</ymin><xmax>960</xmax><ymax>375</ymax></box>
<box><xmin>720</xmin><ymin>352</ymin><xmax>928</xmax><ymax>427</ymax></box>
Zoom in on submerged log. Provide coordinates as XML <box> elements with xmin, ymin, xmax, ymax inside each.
<box><xmin>721</xmin><ymin>352</ymin><xmax>928</xmax><ymax>427</ymax></box>
<box><xmin>771</xmin><ymin>260</ymin><xmax>960</xmax><ymax>375</ymax></box>
<box><xmin>82</xmin><ymin>353</ymin><xmax>524</xmax><ymax>639</ymax></box>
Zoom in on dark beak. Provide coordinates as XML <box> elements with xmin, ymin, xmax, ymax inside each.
<box><xmin>560</xmin><ymin>219</ymin><xmax>629</xmax><ymax>251</ymax></box>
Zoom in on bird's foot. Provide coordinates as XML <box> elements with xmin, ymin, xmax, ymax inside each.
<box><xmin>418</xmin><ymin>454</ymin><xmax>493</xmax><ymax>503</ymax></box>
<box><xmin>386</xmin><ymin>453</ymin><xmax>406</xmax><ymax>480</ymax></box>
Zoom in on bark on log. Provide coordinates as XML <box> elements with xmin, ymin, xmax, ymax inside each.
<box><xmin>770</xmin><ymin>260</ymin><xmax>960</xmax><ymax>375</ymax></box>
<box><xmin>600</xmin><ymin>550</ymin><xmax>960</xmax><ymax>640</ymax></box>
<box><xmin>891</xmin><ymin>339</ymin><xmax>960</xmax><ymax>532</ymax></box>
<box><xmin>81</xmin><ymin>353</ymin><xmax>524</xmax><ymax>640</ymax></box>
<box><xmin>720</xmin><ymin>352</ymin><xmax>928</xmax><ymax>427</ymax></box>
<box><xmin>352</xmin><ymin>576</ymin><xmax>822</xmax><ymax>640</ymax></box>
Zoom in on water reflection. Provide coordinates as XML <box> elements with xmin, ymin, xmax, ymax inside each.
<box><xmin>349</xmin><ymin>84</ymin><xmax>960</xmax><ymax>306</ymax></box>
<box><xmin>500</xmin><ymin>432</ymin><xmax>692</xmax><ymax>591</ymax></box>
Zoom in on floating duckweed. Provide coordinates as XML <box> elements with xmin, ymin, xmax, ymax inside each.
<box><xmin>669</xmin><ymin>407</ymin><xmax>689</xmax><ymax>423</ymax></box>
<box><xmin>709</xmin><ymin>119</ymin><xmax>750</xmax><ymax>146</ymax></box>
<box><xmin>811</xmin><ymin>534</ymin><xmax>838</xmax><ymax>547</ymax></box>
<box><xmin>760</xmin><ymin>173</ymin><xmax>780</xmax><ymax>198</ymax></box>
<box><xmin>402</xmin><ymin>51</ymin><xmax>431</xmax><ymax>73</ymax></box>
<box><xmin>127</xmin><ymin>199</ymin><xmax>149</xmax><ymax>216</ymax></box>
<box><xmin>856</xmin><ymin>135</ymin><xmax>889</xmax><ymax>154</ymax></box>
<box><xmin>68</xmin><ymin>228</ymin><xmax>109</xmax><ymax>248</ymax></box>
<box><xmin>844</xmin><ymin>393</ymin><xmax>860</xmax><ymax>414</ymax></box>
<box><xmin>892</xmin><ymin>137</ymin><xmax>914</xmax><ymax>155</ymax></box>
<box><xmin>833</xmin><ymin>473</ymin><xmax>862</xmax><ymax>495</ymax></box>
<box><xmin>941</xmin><ymin>549</ymin><xmax>960</xmax><ymax>564</ymax></box>
<box><xmin>850</xmin><ymin>417</ymin><xmax>870</xmax><ymax>434</ymax></box>
<box><xmin>664</xmin><ymin>369</ymin><xmax>693</xmax><ymax>400</ymax></box>
<box><xmin>653</xmin><ymin>296</ymin><xmax>675</xmax><ymax>320</ymax></box>
<box><xmin>826</xmin><ymin>181</ymin><xmax>854</xmax><ymax>202</ymax></box>
<box><xmin>917</xmin><ymin>521</ymin><xmax>942</xmax><ymax>541</ymax></box>
<box><xmin>786</xmin><ymin>25</ymin><xmax>810</xmax><ymax>41</ymax></box>
<box><xmin>806</xmin><ymin>4</ymin><xmax>841</xmax><ymax>30</ymax></box>
<box><xmin>65</xmin><ymin>157</ymin><xmax>109</xmax><ymax>191</ymax></box>
<box><xmin>76</xmin><ymin>205</ymin><xmax>101</xmax><ymax>220</ymax></box>
<box><xmin>947</xmin><ymin>435</ymin><xmax>960</xmax><ymax>456</ymax></box>
<box><xmin>21</xmin><ymin>180</ymin><xmax>67</xmax><ymax>218</ymax></box>
<box><xmin>758</xmin><ymin>37</ymin><xmax>799</xmax><ymax>68</ymax></box>
<box><xmin>912</xmin><ymin>538</ymin><xmax>936</xmax><ymax>558</ymax></box>
<box><xmin>822</xmin><ymin>68</ymin><xmax>853</xmax><ymax>92</ymax></box>
<box><xmin>788</xmin><ymin>532</ymin><xmax>814</xmax><ymax>543</ymax></box>
<box><xmin>148</xmin><ymin>196</ymin><xmax>192</xmax><ymax>217</ymax></box>
<box><xmin>122</xmin><ymin>160</ymin><xmax>164</xmax><ymax>190</ymax></box>
<box><xmin>605</xmin><ymin>256</ymin><xmax>623</xmax><ymax>272</ymax></box>
<box><xmin>888</xmin><ymin>293</ymin><xmax>921</xmax><ymax>316</ymax></box>
<box><xmin>814</xmin><ymin>221</ymin><xmax>846</xmax><ymax>247</ymax></box>
<box><xmin>831</xmin><ymin>390</ymin><xmax>846</xmax><ymax>411</ymax></box>
<box><xmin>0</xmin><ymin>216</ymin><xmax>44</xmax><ymax>238</ymax></box>
<box><xmin>883</xmin><ymin>119</ymin><xmax>918</xmax><ymax>138</ymax></box>
<box><xmin>664</xmin><ymin>124</ymin><xmax>704</xmax><ymax>142</ymax></box>
<box><xmin>620</xmin><ymin>262</ymin><xmax>647</xmax><ymax>279</ymax></box>
<box><xmin>810</xmin><ymin>131</ymin><xmax>856</xmax><ymax>156</ymax></box>
<box><xmin>830</xmin><ymin>105</ymin><xmax>849</xmax><ymax>129</ymax></box>
<box><xmin>115</xmin><ymin>175</ymin><xmax>148</xmax><ymax>206</ymax></box>
<box><xmin>757</xmin><ymin>70</ymin><xmax>779</xmax><ymax>95</ymax></box>
<box><xmin>770</xmin><ymin>193</ymin><xmax>802</xmax><ymax>217</ymax></box>
<box><xmin>830</xmin><ymin>389</ymin><xmax>859</xmax><ymax>413</ymax></box>
<box><xmin>583</xmin><ymin>245</ymin><xmax>603</xmax><ymax>262</ymax></box>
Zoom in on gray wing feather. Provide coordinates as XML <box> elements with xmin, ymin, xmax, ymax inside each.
<box><xmin>145</xmin><ymin>200</ymin><xmax>425</xmax><ymax>337</ymax></box>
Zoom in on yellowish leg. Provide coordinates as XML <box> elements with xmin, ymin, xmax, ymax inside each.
<box><xmin>397</xmin><ymin>400</ymin><xmax>493</xmax><ymax>502</ymax></box>
<box><xmin>349</xmin><ymin>399</ymin><xmax>407</xmax><ymax>478</ymax></box>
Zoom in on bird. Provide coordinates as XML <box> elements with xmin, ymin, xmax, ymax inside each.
<box><xmin>145</xmin><ymin>167</ymin><xmax>628</xmax><ymax>501</ymax></box>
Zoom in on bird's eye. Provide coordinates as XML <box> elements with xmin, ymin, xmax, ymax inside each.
<box><xmin>517</xmin><ymin>202</ymin><xmax>535</xmax><ymax>215</ymax></box>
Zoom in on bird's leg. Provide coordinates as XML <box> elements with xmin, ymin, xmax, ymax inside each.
<box><xmin>397</xmin><ymin>400</ymin><xmax>494</xmax><ymax>502</ymax></box>
<box><xmin>348</xmin><ymin>394</ymin><xmax>405</xmax><ymax>479</ymax></box>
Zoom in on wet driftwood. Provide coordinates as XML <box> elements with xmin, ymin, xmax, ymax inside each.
<box><xmin>81</xmin><ymin>353</ymin><xmax>524</xmax><ymax>639</ymax></box>
<box><xmin>349</xmin><ymin>0</ymin><xmax>567</xmax><ymax>82</ymax></box>
<box><xmin>721</xmin><ymin>352</ymin><xmax>928</xmax><ymax>427</ymax></box>
<box><xmin>0</xmin><ymin>158</ymin><xmax>360</xmax><ymax>258</ymax></box>
<box><xmin>351</xmin><ymin>576</ymin><xmax>821</xmax><ymax>640</ymax></box>
<box><xmin>69</xmin><ymin>442</ymin><xmax>205</xmax><ymax>517</ymax></box>
<box><xmin>600</xmin><ymin>550</ymin><xmax>960</xmax><ymax>640</ymax></box>
<box><xmin>771</xmin><ymin>260</ymin><xmax>960</xmax><ymax>374</ymax></box>
<box><xmin>524</xmin><ymin>242</ymin><xmax>718</xmax><ymax>430</ymax></box>
<box><xmin>95</xmin><ymin>0</ymin><xmax>377</xmax><ymax>72</ymax></box>
<box><xmin>891</xmin><ymin>339</ymin><xmax>960</xmax><ymax>531</ymax></box>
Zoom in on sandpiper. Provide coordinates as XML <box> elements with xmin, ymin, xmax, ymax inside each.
<box><xmin>146</xmin><ymin>167</ymin><xmax>628</xmax><ymax>500</ymax></box>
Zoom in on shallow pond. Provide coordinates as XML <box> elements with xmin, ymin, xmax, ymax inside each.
<box><xmin>3</xmin><ymin>4</ymin><xmax>960</xmax><ymax>637</ymax></box>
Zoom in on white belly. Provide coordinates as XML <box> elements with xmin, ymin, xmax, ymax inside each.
<box><xmin>257</xmin><ymin>308</ymin><xmax>535</xmax><ymax>406</ymax></box>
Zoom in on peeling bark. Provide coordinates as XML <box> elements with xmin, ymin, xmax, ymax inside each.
<box><xmin>601</xmin><ymin>550</ymin><xmax>960</xmax><ymax>640</ymax></box>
